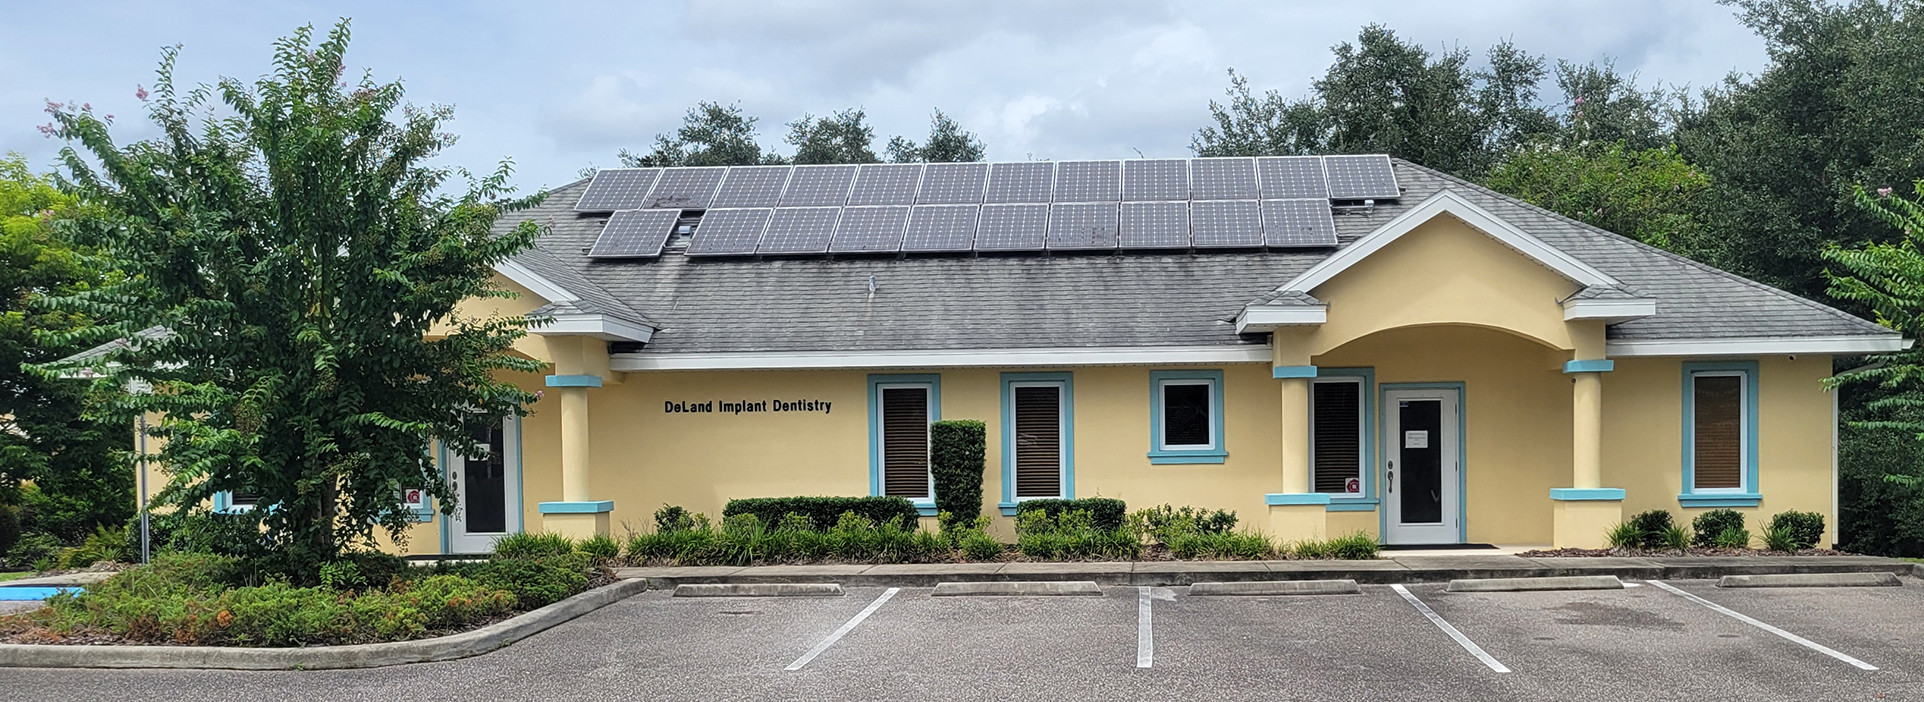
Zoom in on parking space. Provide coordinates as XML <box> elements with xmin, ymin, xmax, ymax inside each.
<box><xmin>7</xmin><ymin>578</ymin><xmax>1924</xmax><ymax>701</ymax></box>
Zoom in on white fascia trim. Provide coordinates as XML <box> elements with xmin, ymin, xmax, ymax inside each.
<box><xmin>609</xmin><ymin>345</ymin><xmax>1274</xmax><ymax>372</ymax></box>
<box><xmin>494</xmin><ymin>259</ymin><xmax>579</xmax><ymax>303</ymax></box>
<box><xmin>1562</xmin><ymin>298</ymin><xmax>1658</xmax><ymax>322</ymax></box>
<box><xmin>1606</xmin><ymin>335</ymin><xmax>1911</xmax><ymax>357</ymax></box>
<box><xmin>1235</xmin><ymin>305</ymin><xmax>1329</xmax><ymax>333</ymax></box>
<box><xmin>534</xmin><ymin>314</ymin><xmax>654</xmax><ymax>343</ymax></box>
<box><xmin>1280</xmin><ymin>189</ymin><xmax>1618</xmax><ymax>294</ymax></box>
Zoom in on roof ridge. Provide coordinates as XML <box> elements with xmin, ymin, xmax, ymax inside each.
<box><xmin>1395</xmin><ymin>159</ymin><xmax>1895</xmax><ymax>338</ymax></box>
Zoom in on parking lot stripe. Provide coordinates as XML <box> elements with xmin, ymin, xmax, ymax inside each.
<box><xmin>1645</xmin><ymin>580</ymin><xmax>1878</xmax><ymax>671</ymax></box>
<box><xmin>1390</xmin><ymin>584</ymin><xmax>1511</xmax><ymax>673</ymax></box>
<box><xmin>784</xmin><ymin>587</ymin><xmax>900</xmax><ymax>671</ymax></box>
<box><xmin>1137</xmin><ymin>586</ymin><xmax>1154</xmax><ymax>668</ymax></box>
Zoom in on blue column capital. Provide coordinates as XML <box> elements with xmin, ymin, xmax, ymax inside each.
<box><xmin>1272</xmin><ymin>365</ymin><xmax>1319</xmax><ymax>379</ymax></box>
<box><xmin>546</xmin><ymin>374</ymin><xmax>604</xmax><ymax>388</ymax></box>
<box><xmin>1562</xmin><ymin>359</ymin><xmax>1615</xmax><ymax>374</ymax></box>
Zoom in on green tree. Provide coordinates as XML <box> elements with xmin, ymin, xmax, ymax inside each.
<box><xmin>620</xmin><ymin>101</ymin><xmax>784</xmax><ymax>167</ymax></box>
<box><xmin>786</xmin><ymin>108</ymin><xmax>880</xmax><ymax>165</ymax></box>
<box><xmin>1483</xmin><ymin>142</ymin><xmax>1712</xmax><ymax>252</ymax></box>
<box><xmin>886</xmin><ymin>109</ymin><xmax>987</xmax><ymax>163</ymax></box>
<box><xmin>0</xmin><ymin>154</ymin><xmax>131</xmax><ymax>541</ymax></box>
<box><xmin>35</xmin><ymin>22</ymin><xmax>543</xmax><ymax>578</ymax></box>
<box><xmin>1554</xmin><ymin>60</ymin><xmax>1669</xmax><ymax>151</ymax></box>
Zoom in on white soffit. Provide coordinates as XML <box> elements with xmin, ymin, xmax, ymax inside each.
<box><xmin>1235</xmin><ymin>305</ymin><xmax>1330</xmax><ymax>333</ymax></box>
<box><xmin>1606</xmin><ymin>335</ymin><xmax>1910</xmax><ymax>357</ymax></box>
<box><xmin>535</xmin><ymin>313</ymin><xmax>653</xmax><ymax>343</ymax></box>
<box><xmin>610</xmin><ymin>345</ymin><xmax>1273</xmax><ymax>371</ymax></box>
<box><xmin>1562</xmin><ymin>298</ymin><xmax>1658</xmax><ymax>322</ymax></box>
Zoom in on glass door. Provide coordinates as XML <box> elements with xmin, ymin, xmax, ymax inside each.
<box><xmin>447</xmin><ymin>415</ymin><xmax>521</xmax><ymax>553</ymax></box>
<box><xmin>1383</xmin><ymin>388</ymin><xmax>1460</xmax><ymax>544</ymax></box>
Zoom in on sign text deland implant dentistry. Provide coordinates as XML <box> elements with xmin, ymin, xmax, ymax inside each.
<box><xmin>663</xmin><ymin>398</ymin><xmax>832</xmax><ymax>415</ymax></box>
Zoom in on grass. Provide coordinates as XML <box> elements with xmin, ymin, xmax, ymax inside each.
<box><xmin>0</xmin><ymin>572</ymin><xmax>32</xmax><ymax>583</ymax></box>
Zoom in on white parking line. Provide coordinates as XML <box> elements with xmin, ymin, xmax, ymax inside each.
<box><xmin>1137</xmin><ymin>586</ymin><xmax>1154</xmax><ymax>668</ymax></box>
<box><xmin>1390</xmin><ymin>584</ymin><xmax>1511</xmax><ymax>673</ymax></box>
<box><xmin>785</xmin><ymin>587</ymin><xmax>900</xmax><ymax>671</ymax></box>
<box><xmin>1645</xmin><ymin>580</ymin><xmax>1877</xmax><ymax>671</ymax></box>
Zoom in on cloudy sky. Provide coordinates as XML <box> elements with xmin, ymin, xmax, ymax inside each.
<box><xmin>1</xmin><ymin>1</ymin><xmax>1768</xmax><ymax>192</ymax></box>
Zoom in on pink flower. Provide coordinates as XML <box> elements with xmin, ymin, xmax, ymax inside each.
<box><xmin>1573</xmin><ymin>97</ymin><xmax>1586</xmax><ymax>105</ymax></box>
<box><xmin>135</xmin><ymin>85</ymin><xmax>148</xmax><ymax>101</ymax></box>
<box><xmin>1879</xmin><ymin>187</ymin><xmax>1894</xmax><ymax>197</ymax></box>
<box><xmin>82</xmin><ymin>102</ymin><xmax>90</xmax><ymax>111</ymax></box>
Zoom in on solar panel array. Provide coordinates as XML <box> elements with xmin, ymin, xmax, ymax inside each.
<box><xmin>581</xmin><ymin>155</ymin><xmax>1399</xmax><ymax>257</ymax></box>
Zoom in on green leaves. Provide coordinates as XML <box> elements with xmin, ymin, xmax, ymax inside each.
<box><xmin>1484</xmin><ymin>142</ymin><xmax>1712</xmax><ymax>253</ymax></box>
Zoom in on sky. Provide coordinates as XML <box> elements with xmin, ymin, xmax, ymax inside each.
<box><xmin>0</xmin><ymin>0</ymin><xmax>1770</xmax><ymax>193</ymax></box>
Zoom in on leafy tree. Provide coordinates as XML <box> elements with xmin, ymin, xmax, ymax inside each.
<box><xmin>786</xmin><ymin>108</ymin><xmax>880</xmax><ymax>165</ymax></box>
<box><xmin>0</xmin><ymin>154</ymin><xmax>130</xmax><ymax>541</ymax></box>
<box><xmin>886</xmin><ymin>109</ymin><xmax>986</xmax><ymax>163</ymax></box>
<box><xmin>35</xmin><ymin>21</ymin><xmax>543</xmax><ymax>578</ymax></box>
<box><xmin>1484</xmin><ymin>142</ymin><xmax>1712</xmax><ymax>252</ymax></box>
<box><xmin>620</xmin><ymin>101</ymin><xmax>784</xmax><ymax>167</ymax></box>
<box><xmin>1554</xmin><ymin>60</ymin><xmax>1669</xmax><ymax>151</ymax></box>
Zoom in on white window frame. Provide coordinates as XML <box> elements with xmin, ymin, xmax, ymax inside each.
<box><xmin>1689</xmin><ymin>369</ymin><xmax>1751</xmax><ymax>494</ymax></box>
<box><xmin>1009</xmin><ymin>379</ymin><xmax>1069</xmax><ymax>502</ymax></box>
<box><xmin>1155</xmin><ymin>378</ymin><xmax>1218</xmax><ymax>452</ymax></box>
<box><xmin>876</xmin><ymin>381</ymin><xmax>937</xmax><ymax>502</ymax></box>
<box><xmin>1310</xmin><ymin>376</ymin><xmax>1368</xmax><ymax>497</ymax></box>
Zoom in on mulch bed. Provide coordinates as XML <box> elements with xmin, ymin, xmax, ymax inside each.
<box><xmin>1517</xmin><ymin>547</ymin><xmax>1850</xmax><ymax>558</ymax></box>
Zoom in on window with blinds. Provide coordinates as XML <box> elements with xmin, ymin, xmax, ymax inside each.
<box><xmin>1013</xmin><ymin>384</ymin><xmax>1063</xmax><ymax>499</ymax></box>
<box><xmin>1160</xmin><ymin>381</ymin><xmax>1213</xmax><ymax>448</ymax></box>
<box><xmin>1312</xmin><ymin>379</ymin><xmax>1363</xmax><ymax>494</ymax></box>
<box><xmin>1692</xmin><ymin>373</ymin><xmax>1745</xmax><ymax>490</ymax></box>
<box><xmin>880</xmin><ymin>386</ymin><xmax>932</xmax><ymax>499</ymax></box>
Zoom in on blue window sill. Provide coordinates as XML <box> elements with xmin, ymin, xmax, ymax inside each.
<box><xmin>914</xmin><ymin>501</ymin><xmax>937</xmax><ymax>517</ymax></box>
<box><xmin>406</xmin><ymin>507</ymin><xmax>435</xmax><ymax>523</ymax></box>
<box><xmin>1677</xmin><ymin>493</ymin><xmax>1761</xmax><ymax>508</ymax></box>
<box><xmin>1264</xmin><ymin>493</ymin><xmax>1332</xmax><ymax>506</ymax></box>
<box><xmin>1326</xmin><ymin>498</ymin><xmax>1379</xmax><ymax>512</ymax></box>
<box><xmin>1148</xmin><ymin>449</ymin><xmax>1228</xmax><ymax>465</ymax></box>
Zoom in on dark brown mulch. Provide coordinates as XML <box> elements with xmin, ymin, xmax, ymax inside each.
<box><xmin>1517</xmin><ymin>547</ymin><xmax>1849</xmax><ymax>558</ymax></box>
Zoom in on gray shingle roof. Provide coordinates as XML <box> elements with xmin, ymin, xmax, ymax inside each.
<box><xmin>496</xmin><ymin>160</ymin><xmax>1895</xmax><ymax>355</ymax></box>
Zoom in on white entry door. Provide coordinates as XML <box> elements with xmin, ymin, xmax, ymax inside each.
<box><xmin>1383</xmin><ymin>388</ymin><xmax>1461</xmax><ymax>544</ymax></box>
<box><xmin>447</xmin><ymin>416</ymin><xmax>521</xmax><ymax>554</ymax></box>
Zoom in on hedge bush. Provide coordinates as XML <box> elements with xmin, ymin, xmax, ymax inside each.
<box><xmin>1013</xmin><ymin>509</ymin><xmax>1140</xmax><ymax>560</ymax></box>
<box><xmin>1765</xmin><ymin>510</ymin><xmax>1826</xmax><ymax>551</ymax></box>
<box><xmin>625</xmin><ymin>511</ymin><xmax>948</xmax><ymax>566</ymax></box>
<box><xmin>1014</xmin><ymin>498</ymin><xmax>1127</xmax><ymax>532</ymax></box>
<box><xmin>723</xmin><ymin>496</ymin><xmax>921</xmax><ymax>531</ymax></box>
<box><xmin>0</xmin><ymin>505</ymin><xmax>18</xmax><ymax>558</ymax></box>
<box><xmin>1691</xmin><ymin>509</ymin><xmax>1747</xmax><ymax>548</ymax></box>
<box><xmin>931</xmin><ymin>420</ymin><xmax>987</xmax><ymax>524</ymax></box>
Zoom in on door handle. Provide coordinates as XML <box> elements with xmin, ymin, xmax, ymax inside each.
<box><xmin>1386</xmin><ymin>461</ymin><xmax>1394</xmax><ymax>493</ymax></box>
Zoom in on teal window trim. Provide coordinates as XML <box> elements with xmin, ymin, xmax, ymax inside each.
<box><xmin>1000</xmin><ymin>372</ymin><xmax>1074</xmax><ymax>511</ymax></box>
<box><xmin>1327</xmin><ymin>498</ymin><xmax>1379</xmax><ymax>512</ymax></box>
<box><xmin>869</xmin><ymin>374</ymin><xmax>941</xmax><ymax>515</ymax></box>
<box><xmin>436</xmin><ymin>441</ymin><xmax>451</xmax><ymax>553</ymax></box>
<box><xmin>211</xmin><ymin>491</ymin><xmax>256</xmax><ymax>515</ymax></box>
<box><xmin>1377</xmin><ymin>382</ymin><xmax>1469</xmax><ymax>543</ymax></box>
<box><xmin>1265</xmin><ymin>493</ymin><xmax>1331</xmax><ymax>506</ymax></box>
<box><xmin>1681</xmin><ymin>360</ymin><xmax>1760</xmax><ymax>506</ymax></box>
<box><xmin>1148</xmin><ymin>370</ymin><xmax>1227</xmax><ymax>464</ymax></box>
<box><xmin>1313</xmin><ymin>368</ymin><xmax>1376</xmax><ymax>504</ymax></box>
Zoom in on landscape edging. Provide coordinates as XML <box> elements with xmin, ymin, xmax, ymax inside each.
<box><xmin>0</xmin><ymin>577</ymin><xmax>649</xmax><ymax>670</ymax></box>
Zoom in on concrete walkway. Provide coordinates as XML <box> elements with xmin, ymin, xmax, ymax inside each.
<box><xmin>615</xmin><ymin>554</ymin><xmax>1915</xmax><ymax>587</ymax></box>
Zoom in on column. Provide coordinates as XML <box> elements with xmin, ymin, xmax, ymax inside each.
<box><xmin>1551</xmin><ymin>358</ymin><xmax>1624</xmax><ymax>548</ymax></box>
<box><xmin>538</xmin><ymin>337</ymin><xmax>614</xmax><ymax>538</ymax></box>
<box><xmin>1266</xmin><ymin>363</ymin><xmax>1329</xmax><ymax>541</ymax></box>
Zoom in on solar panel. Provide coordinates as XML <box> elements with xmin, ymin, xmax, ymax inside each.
<box><xmin>573</xmin><ymin>168</ymin><xmax>661</xmax><ymax>212</ymax></box>
<box><xmin>985</xmin><ymin>162</ymin><xmax>1054</xmax><ymax>203</ymax></box>
<box><xmin>829</xmin><ymin>206</ymin><xmax>910</xmax><ymax>253</ymax></box>
<box><xmin>1046</xmin><ymin>202</ymin><xmax>1120</xmax><ymax>250</ymax></box>
<box><xmin>710</xmin><ymin>165</ymin><xmax>791</xmax><ymax>208</ymax></box>
<box><xmin>1122</xmin><ymin>159</ymin><xmax>1188</xmax><ymax>201</ymax></box>
<box><xmin>757</xmin><ymin>207</ymin><xmax>842</xmax><ymax>254</ymax></box>
<box><xmin>1257</xmin><ymin>156</ymin><xmax>1329</xmax><ymax>199</ymax></box>
<box><xmin>848</xmin><ymin>163</ymin><xmax>922</xmax><ymax>206</ymax></box>
<box><xmin>781</xmin><ymin>164</ymin><xmax>858</xmax><ymax>206</ymax></box>
<box><xmin>587</xmin><ymin>209</ymin><xmax>680</xmax><ymax>258</ymax></box>
<box><xmin>1190</xmin><ymin>158</ymin><xmax>1258</xmax><ymax>200</ymax></box>
<box><xmin>685</xmin><ymin>208</ymin><xmax>771</xmax><ymax>256</ymax></box>
<box><xmin>1322</xmin><ymin>154</ymin><xmax>1399</xmax><ymax>200</ymax></box>
<box><xmin>1189</xmin><ymin>200</ymin><xmax>1264</xmax><ymax>248</ymax></box>
<box><xmin>645</xmin><ymin>167</ymin><xmax>727</xmax><ymax>209</ymax></box>
<box><xmin>975</xmin><ymin>203</ymin><xmax>1049</xmax><ymax>251</ymax></box>
<box><xmin>1053</xmin><ymin>161</ymin><xmax>1121</xmax><ymax>202</ymax></box>
<box><xmin>1119</xmin><ymin>201</ymin><xmax>1189</xmax><ymax>249</ymax></box>
<box><xmin>1261</xmin><ymin>199</ymin><xmax>1339</xmax><ymax>247</ymax></box>
<box><xmin>903</xmin><ymin>205</ymin><xmax>979</xmax><ymax>252</ymax></box>
<box><xmin>918</xmin><ymin>162</ymin><xmax>989</xmax><ymax>204</ymax></box>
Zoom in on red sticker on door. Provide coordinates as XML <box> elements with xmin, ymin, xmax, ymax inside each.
<box><xmin>1345</xmin><ymin>478</ymin><xmax>1361</xmax><ymax>493</ymax></box>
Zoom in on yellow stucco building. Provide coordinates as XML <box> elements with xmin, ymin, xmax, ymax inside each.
<box><xmin>135</xmin><ymin>156</ymin><xmax>1909</xmax><ymax>553</ymax></box>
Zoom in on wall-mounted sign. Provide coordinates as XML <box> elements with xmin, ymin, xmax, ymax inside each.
<box><xmin>1345</xmin><ymin>478</ymin><xmax>1361</xmax><ymax>494</ymax></box>
<box><xmin>664</xmin><ymin>399</ymin><xmax>833</xmax><ymax>415</ymax></box>
<box><xmin>1403</xmin><ymin>430</ymin><xmax>1429</xmax><ymax>449</ymax></box>
<box><xmin>401</xmin><ymin>488</ymin><xmax>427</xmax><ymax>509</ymax></box>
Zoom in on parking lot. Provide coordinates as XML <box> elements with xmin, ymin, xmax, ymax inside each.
<box><xmin>7</xmin><ymin>578</ymin><xmax>1922</xmax><ymax>701</ymax></box>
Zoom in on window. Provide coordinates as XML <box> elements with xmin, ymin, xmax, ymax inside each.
<box><xmin>1311</xmin><ymin>377</ymin><xmax>1365</xmax><ymax>495</ymax></box>
<box><xmin>869</xmin><ymin>374</ymin><xmax>940</xmax><ymax>509</ymax></box>
<box><xmin>1149</xmin><ymin>370</ymin><xmax>1226</xmax><ymax>464</ymax></box>
<box><xmin>216</xmin><ymin>490</ymin><xmax>260</xmax><ymax>513</ymax></box>
<box><xmin>1001</xmin><ymin>372</ymin><xmax>1074</xmax><ymax>510</ymax></box>
<box><xmin>1682</xmin><ymin>362</ymin><xmax>1760</xmax><ymax>506</ymax></box>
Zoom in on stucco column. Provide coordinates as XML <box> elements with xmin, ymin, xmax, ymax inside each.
<box><xmin>558</xmin><ymin>385</ymin><xmax>592</xmax><ymax>502</ymax></box>
<box><xmin>539</xmin><ymin>336</ymin><xmax>614</xmax><ymax>538</ymax></box>
<box><xmin>1571</xmin><ymin>371</ymin><xmax>1602</xmax><ymax>490</ymax></box>
<box><xmin>1553</xmin><ymin>354</ymin><xmax>1623</xmax><ymax>548</ymax></box>
<box><xmin>1268</xmin><ymin>332</ymin><xmax>1328</xmax><ymax>540</ymax></box>
<box><xmin>1280</xmin><ymin>376</ymin><xmax>1313</xmax><ymax>493</ymax></box>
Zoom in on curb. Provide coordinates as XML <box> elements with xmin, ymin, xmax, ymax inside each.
<box><xmin>1190</xmin><ymin>580</ymin><xmax>1360</xmax><ymax>596</ymax></box>
<box><xmin>1447</xmin><ymin>575</ymin><xmax>1624</xmax><ymax>592</ymax></box>
<box><xmin>1717</xmin><ymin>572</ymin><xmax>1903</xmax><ymax>589</ymax></box>
<box><xmin>0</xmin><ymin>578</ymin><xmax>649</xmax><ymax>670</ymax></box>
<box><xmin>673</xmin><ymin>583</ymin><xmax>844</xmax><ymax>597</ymax></box>
<box><xmin>931</xmin><ymin>581</ymin><xmax>1103</xmax><ymax>596</ymax></box>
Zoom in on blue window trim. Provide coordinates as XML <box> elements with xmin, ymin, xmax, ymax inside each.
<box><xmin>869</xmin><ymin>374</ymin><xmax>942</xmax><ymax>516</ymax></box>
<box><xmin>999</xmin><ymin>372</ymin><xmax>1074</xmax><ymax>515</ymax></box>
<box><xmin>211</xmin><ymin>491</ymin><xmax>256</xmax><ymax>515</ymax></box>
<box><xmin>1314</xmin><ymin>368</ymin><xmax>1377</xmax><ymax>509</ymax></box>
<box><xmin>1148</xmin><ymin>370</ymin><xmax>1227</xmax><ymax>464</ymax></box>
<box><xmin>1377</xmin><ymin>382</ymin><xmax>1469</xmax><ymax>543</ymax></box>
<box><xmin>1680</xmin><ymin>361</ymin><xmax>1761</xmax><ymax>507</ymax></box>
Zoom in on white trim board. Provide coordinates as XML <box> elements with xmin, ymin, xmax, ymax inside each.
<box><xmin>534</xmin><ymin>313</ymin><xmax>654</xmax><ymax>343</ymax></box>
<box><xmin>1607</xmin><ymin>335</ymin><xmax>1910</xmax><ymax>357</ymax></box>
<box><xmin>494</xmin><ymin>259</ymin><xmax>579</xmax><ymax>303</ymax></box>
<box><xmin>1235</xmin><ymin>305</ymin><xmax>1329</xmax><ymax>333</ymax></box>
<box><xmin>1279</xmin><ymin>189</ymin><xmax>1619</xmax><ymax>294</ymax></box>
<box><xmin>1562</xmin><ymin>298</ymin><xmax>1657</xmax><ymax>322</ymax></box>
<box><xmin>610</xmin><ymin>345</ymin><xmax>1273</xmax><ymax>372</ymax></box>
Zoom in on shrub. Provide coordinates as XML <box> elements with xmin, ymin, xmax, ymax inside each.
<box><xmin>1013</xmin><ymin>509</ymin><xmax>1140</xmax><ymax>560</ymax></box>
<box><xmin>931</xmin><ymin>420</ymin><xmax>987</xmax><ymax>524</ymax></box>
<box><xmin>0</xmin><ymin>505</ymin><xmax>18</xmax><ymax>558</ymax></box>
<box><xmin>1014</xmin><ymin>498</ymin><xmax>1127</xmax><ymax>532</ymax></box>
<box><xmin>1132</xmin><ymin>505</ymin><xmax>1238</xmax><ymax>540</ymax></box>
<box><xmin>1290</xmin><ymin>532</ymin><xmax>1379</xmax><ymax>560</ymax></box>
<box><xmin>1713</xmin><ymin>526</ymin><xmax>1752</xmax><ymax>549</ymax></box>
<box><xmin>577</xmin><ymin>534</ymin><xmax>620</xmax><ymax>564</ymax></box>
<box><xmin>491</xmin><ymin>532</ymin><xmax>576</xmax><ymax>560</ymax></box>
<box><xmin>654</xmin><ymin>504</ymin><xmax>701</xmax><ymax>533</ymax></box>
<box><xmin>5</xmin><ymin>533</ymin><xmax>64</xmax><ymax>571</ymax></box>
<box><xmin>1166</xmin><ymin>531</ymin><xmax>1274</xmax><ymax>560</ymax></box>
<box><xmin>1660</xmin><ymin>524</ymin><xmax>1690</xmax><ymax>551</ymax></box>
<box><xmin>1605</xmin><ymin>521</ymin><xmax>1643</xmax><ymax>550</ymax></box>
<box><xmin>142</xmin><ymin>509</ymin><xmax>267</xmax><ymax>558</ymax></box>
<box><xmin>451</xmin><ymin>558</ymin><xmax>589</xmax><ymax>608</ymax></box>
<box><xmin>724</xmin><ymin>496</ymin><xmax>921</xmax><ymax>532</ymax></box>
<box><xmin>961</xmin><ymin>531</ymin><xmax>1004</xmax><ymax>561</ymax></box>
<box><xmin>1691</xmin><ymin>509</ymin><xmax>1747</xmax><ymax>548</ymax></box>
<box><xmin>57</xmin><ymin>523</ymin><xmax>134</xmax><ymax>569</ymax></box>
<box><xmin>319</xmin><ymin>560</ymin><xmax>367</xmax><ymax>590</ymax></box>
<box><xmin>1766</xmin><ymin>511</ymin><xmax>1826</xmax><ymax>551</ymax></box>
